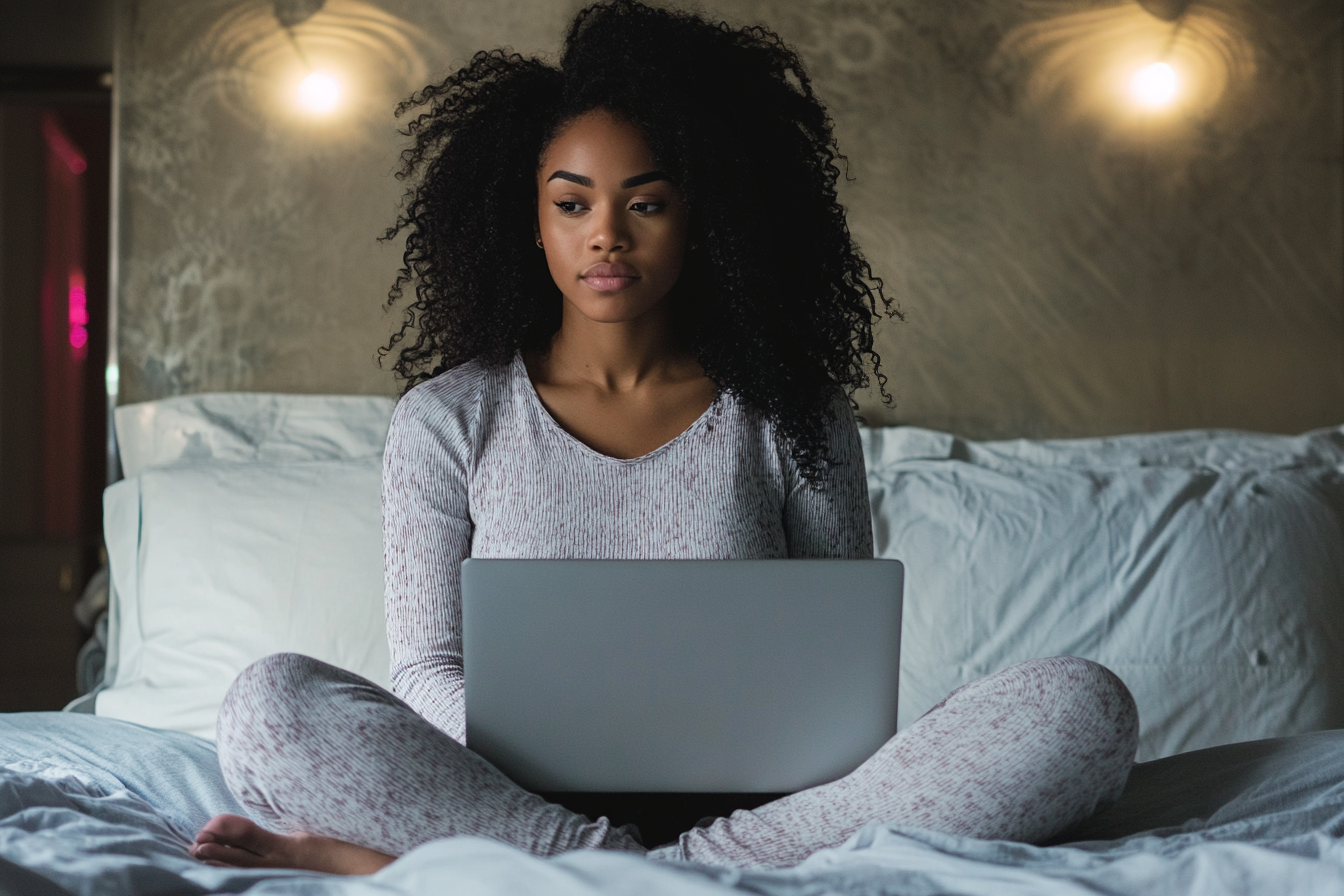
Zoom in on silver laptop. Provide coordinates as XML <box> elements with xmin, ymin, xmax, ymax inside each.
<box><xmin>462</xmin><ymin>558</ymin><xmax>903</xmax><ymax>793</ymax></box>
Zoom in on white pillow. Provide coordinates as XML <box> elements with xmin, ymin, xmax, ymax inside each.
<box><xmin>864</xmin><ymin>426</ymin><xmax>1344</xmax><ymax>761</ymax></box>
<box><xmin>114</xmin><ymin>392</ymin><xmax>396</xmax><ymax>476</ymax></box>
<box><xmin>862</xmin><ymin>423</ymin><xmax>1344</xmax><ymax>471</ymax></box>
<box><xmin>96</xmin><ymin>457</ymin><xmax>389</xmax><ymax>739</ymax></box>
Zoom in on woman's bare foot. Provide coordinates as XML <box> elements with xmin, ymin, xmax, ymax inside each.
<box><xmin>191</xmin><ymin>814</ymin><xmax>396</xmax><ymax>875</ymax></box>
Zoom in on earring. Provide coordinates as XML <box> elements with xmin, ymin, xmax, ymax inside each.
<box><xmin>535</xmin><ymin>238</ymin><xmax>544</xmax><ymax>248</ymax></box>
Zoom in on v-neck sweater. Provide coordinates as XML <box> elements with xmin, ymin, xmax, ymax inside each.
<box><xmin>381</xmin><ymin>354</ymin><xmax>874</xmax><ymax>741</ymax></box>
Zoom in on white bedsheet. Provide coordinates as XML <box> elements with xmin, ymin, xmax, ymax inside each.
<box><xmin>2</xmin><ymin>714</ymin><xmax>1342</xmax><ymax>896</ymax></box>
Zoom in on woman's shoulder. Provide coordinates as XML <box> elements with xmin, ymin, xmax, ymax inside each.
<box><xmin>387</xmin><ymin>359</ymin><xmax>506</xmax><ymax>455</ymax></box>
<box><xmin>400</xmin><ymin>359</ymin><xmax>491</xmax><ymax>409</ymax></box>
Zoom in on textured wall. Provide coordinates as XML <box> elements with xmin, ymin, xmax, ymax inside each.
<box><xmin>115</xmin><ymin>0</ymin><xmax>1343</xmax><ymax>438</ymax></box>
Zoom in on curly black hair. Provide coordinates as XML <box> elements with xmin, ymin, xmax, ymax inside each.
<box><xmin>382</xmin><ymin>0</ymin><xmax>897</xmax><ymax>480</ymax></box>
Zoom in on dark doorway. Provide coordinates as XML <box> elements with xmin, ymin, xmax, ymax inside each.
<box><xmin>0</xmin><ymin>72</ymin><xmax>111</xmax><ymax>711</ymax></box>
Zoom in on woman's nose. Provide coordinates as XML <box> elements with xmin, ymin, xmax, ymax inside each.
<box><xmin>588</xmin><ymin>205</ymin><xmax>629</xmax><ymax>252</ymax></box>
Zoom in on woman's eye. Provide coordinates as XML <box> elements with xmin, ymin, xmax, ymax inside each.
<box><xmin>630</xmin><ymin>201</ymin><xmax>665</xmax><ymax>215</ymax></box>
<box><xmin>554</xmin><ymin>200</ymin><xmax>585</xmax><ymax>214</ymax></box>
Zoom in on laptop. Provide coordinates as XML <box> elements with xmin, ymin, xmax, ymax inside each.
<box><xmin>461</xmin><ymin>558</ymin><xmax>904</xmax><ymax>797</ymax></box>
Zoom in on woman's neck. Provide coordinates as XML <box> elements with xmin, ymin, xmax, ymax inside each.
<box><xmin>542</xmin><ymin>301</ymin><xmax>697</xmax><ymax>392</ymax></box>
<box><xmin>522</xmin><ymin>299</ymin><xmax>717</xmax><ymax>460</ymax></box>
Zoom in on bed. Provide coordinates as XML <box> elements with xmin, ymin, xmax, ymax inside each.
<box><xmin>2</xmin><ymin>392</ymin><xmax>1343</xmax><ymax>895</ymax></box>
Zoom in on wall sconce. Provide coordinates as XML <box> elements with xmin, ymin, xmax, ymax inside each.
<box><xmin>274</xmin><ymin>0</ymin><xmax>325</xmax><ymax>26</ymax></box>
<box><xmin>1128</xmin><ymin>0</ymin><xmax>1194</xmax><ymax>111</ymax></box>
<box><xmin>1136</xmin><ymin>0</ymin><xmax>1192</xmax><ymax>22</ymax></box>
<box><xmin>273</xmin><ymin>0</ymin><xmax>343</xmax><ymax>116</ymax></box>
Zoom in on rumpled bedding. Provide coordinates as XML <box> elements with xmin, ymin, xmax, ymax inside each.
<box><xmin>2</xmin><ymin>713</ymin><xmax>1342</xmax><ymax>895</ymax></box>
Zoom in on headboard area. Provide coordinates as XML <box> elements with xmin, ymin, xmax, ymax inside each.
<box><xmin>112</xmin><ymin>0</ymin><xmax>1342</xmax><ymax>438</ymax></box>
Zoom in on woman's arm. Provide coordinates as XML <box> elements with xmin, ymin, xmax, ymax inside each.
<box><xmin>381</xmin><ymin>369</ymin><xmax>484</xmax><ymax>744</ymax></box>
<box><xmin>783</xmin><ymin>395</ymin><xmax>874</xmax><ymax>559</ymax></box>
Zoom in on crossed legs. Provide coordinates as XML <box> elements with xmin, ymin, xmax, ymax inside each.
<box><xmin>199</xmin><ymin>653</ymin><xmax>1137</xmax><ymax>872</ymax></box>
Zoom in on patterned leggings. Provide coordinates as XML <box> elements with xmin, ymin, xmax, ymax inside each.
<box><xmin>215</xmin><ymin>653</ymin><xmax>1138</xmax><ymax>868</ymax></box>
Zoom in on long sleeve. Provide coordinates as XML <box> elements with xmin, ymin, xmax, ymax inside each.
<box><xmin>783</xmin><ymin>395</ymin><xmax>874</xmax><ymax>559</ymax></box>
<box><xmin>381</xmin><ymin>365</ymin><xmax>485</xmax><ymax>743</ymax></box>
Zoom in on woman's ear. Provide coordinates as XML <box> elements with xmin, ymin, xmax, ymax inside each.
<box><xmin>533</xmin><ymin>195</ymin><xmax>543</xmax><ymax>250</ymax></box>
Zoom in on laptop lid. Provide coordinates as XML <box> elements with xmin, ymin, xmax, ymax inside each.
<box><xmin>462</xmin><ymin>558</ymin><xmax>903</xmax><ymax>793</ymax></box>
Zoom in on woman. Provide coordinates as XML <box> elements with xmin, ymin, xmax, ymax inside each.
<box><xmin>192</xmin><ymin>0</ymin><xmax>1138</xmax><ymax>875</ymax></box>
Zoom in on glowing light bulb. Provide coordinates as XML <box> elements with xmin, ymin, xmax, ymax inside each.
<box><xmin>297</xmin><ymin>71</ymin><xmax>341</xmax><ymax>115</ymax></box>
<box><xmin>1129</xmin><ymin>62</ymin><xmax>1179</xmax><ymax>109</ymax></box>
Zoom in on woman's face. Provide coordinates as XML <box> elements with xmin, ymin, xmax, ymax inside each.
<box><xmin>536</xmin><ymin>109</ymin><xmax>689</xmax><ymax>325</ymax></box>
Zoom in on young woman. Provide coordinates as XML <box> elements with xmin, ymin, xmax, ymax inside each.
<box><xmin>191</xmin><ymin>0</ymin><xmax>1138</xmax><ymax>875</ymax></box>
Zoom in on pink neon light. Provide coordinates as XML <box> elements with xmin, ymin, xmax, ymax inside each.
<box><xmin>68</xmin><ymin>271</ymin><xmax>89</xmax><ymax>357</ymax></box>
<box><xmin>42</xmin><ymin>115</ymin><xmax>87</xmax><ymax>175</ymax></box>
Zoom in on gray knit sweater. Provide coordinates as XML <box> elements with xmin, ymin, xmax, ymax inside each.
<box><xmin>381</xmin><ymin>354</ymin><xmax>874</xmax><ymax>741</ymax></box>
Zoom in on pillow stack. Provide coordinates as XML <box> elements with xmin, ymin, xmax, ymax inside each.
<box><xmin>864</xmin><ymin>425</ymin><xmax>1344</xmax><ymax>761</ymax></box>
<box><xmin>93</xmin><ymin>391</ymin><xmax>1344</xmax><ymax>761</ymax></box>
<box><xmin>95</xmin><ymin>393</ymin><xmax>396</xmax><ymax>740</ymax></box>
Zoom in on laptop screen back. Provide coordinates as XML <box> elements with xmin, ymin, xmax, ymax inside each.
<box><xmin>462</xmin><ymin>558</ymin><xmax>903</xmax><ymax>793</ymax></box>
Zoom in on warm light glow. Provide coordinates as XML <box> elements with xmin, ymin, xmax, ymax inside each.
<box><xmin>297</xmin><ymin>70</ymin><xmax>341</xmax><ymax>114</ymax></box>
<box><xmin>1129</xmin><ymin>61</ymin><xmax>1179</xmax><ymax>108</ymax></box>
<box><xmin>201</xmin><ymin>1</ymin><xmax>430</xmax><ymax>127</ymax></box>
<box><xmin>996</xmin><ymin>4</ymin><xmax>1254</xmax><ymax>131</ymax></box>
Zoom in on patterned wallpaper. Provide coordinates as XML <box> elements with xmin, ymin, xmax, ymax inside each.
<box><xmin>115</xmin><ymin>0</ymin><xmax>1343</xmax><ymax>438</ymax></box>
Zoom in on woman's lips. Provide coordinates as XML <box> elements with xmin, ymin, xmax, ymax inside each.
<box><xmin>581</xmin><ymin>262</ymin><xmax>640</xmax><ymax>293</ymax></box>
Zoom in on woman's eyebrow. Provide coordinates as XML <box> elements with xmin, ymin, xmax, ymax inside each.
<box><xmin>620</xmin><ymin>170</ymin><xmax>670</xmax><ymax>188</ymax></box>
<box><xmin>547</xmin><ymin>170</ymin><xmax>594</xmax><ymax>187</ymax></box>
<box><xmin>544</xmin><ymin>170</ymin><xmax>671</xmax><ymax>189</ymax></box>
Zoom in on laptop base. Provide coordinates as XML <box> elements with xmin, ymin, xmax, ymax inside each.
<box><xmin>539</xmin><ymin>791</ymin><xmax>788</xmax><ymax>850</ymax></box>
